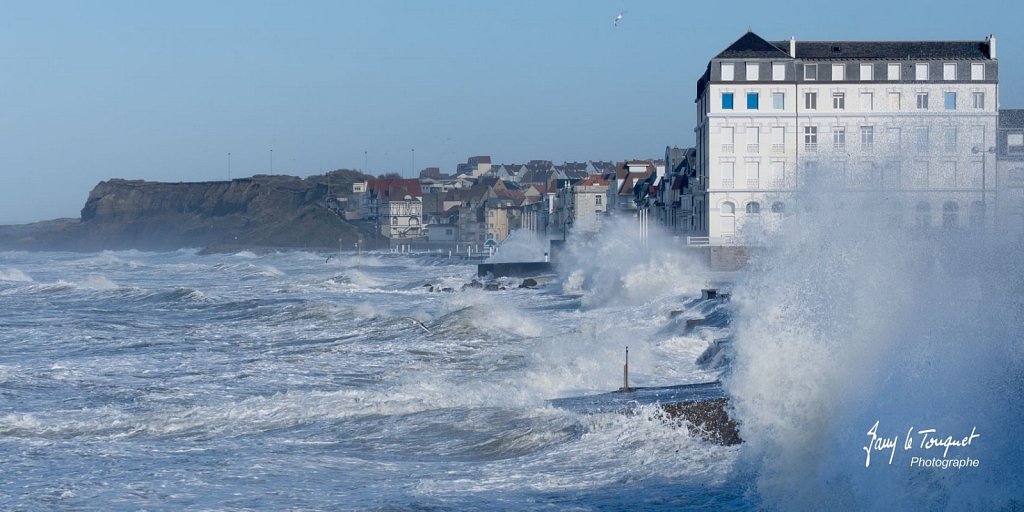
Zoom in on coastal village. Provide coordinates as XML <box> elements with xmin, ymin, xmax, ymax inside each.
<box><xmin>332</xmin><ymin>32</ymin><xmax>1024</xmax><ymax>254</ymax></box>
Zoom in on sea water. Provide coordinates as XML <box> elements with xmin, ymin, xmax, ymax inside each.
<box><xmin>2</xmin><ymin>210</ymin><xmax>1021</xmax><ymax>510</ymax></box>
<box><xmin>0</xmin><ymin>246</ymin><xmax>743</xmax><ymax>510</ymax></box>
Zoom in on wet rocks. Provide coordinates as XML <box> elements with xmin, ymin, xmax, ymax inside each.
<box><xmin>661</xmin><ymin>398</ymin><xmax>741</xmax><ymax>446</ymax></box>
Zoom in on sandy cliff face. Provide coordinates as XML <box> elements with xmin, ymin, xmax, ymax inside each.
<box><xmin>2</xmin><ymin>171</ymin><xmax>374</xmax><ymax>252</ymax></box>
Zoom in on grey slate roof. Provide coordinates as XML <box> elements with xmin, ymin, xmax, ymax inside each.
<box><xmin>714</xmin><ymin>31</ymin><xmax>992</xmax><ymax>61</ymax></box>
<box><xmin>715</xmin><ymin>31</ymin><xmax>790</xmax><ymax>59</ymax></box>
<box><xmin>773</xmin><ymin>40</ymin><xmax>992</xmax><ymax>61</ymax></box>
<box><xmin>999</xmin><ymin>109</ymin><xmax>1024</xmax><ymax>128</ymax></box>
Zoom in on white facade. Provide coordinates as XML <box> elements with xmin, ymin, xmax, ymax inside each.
<box><xmin>571</xmin><ymin>177</ymin><xmax>609</xmax><ymax>233</ymax></box>
<box><xmin>380</xmin><ymin>199</ymin><xmax>423</xmax><ymax>238</ymax></box>
<box><xmin>696</xmin><ymin>33</ymin><xmax>999</xmax><ymax>241</ymax></box>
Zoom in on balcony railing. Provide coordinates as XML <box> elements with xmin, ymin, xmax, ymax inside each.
<box><xmin>746</xmin><ymin>144</ymin><xmax>759</xmax><ymax>153</ymax></box>
<box><xmin>772</xmin><ymin>144</ymin><xmax>785</xmax><ymax>153</ymax></box>
<box><xmin>805</xmin><ymin>143</ymin><xmax>818</xmax><ymax>152</ymax></box>
<box><xmin>721</xmin><ymin>179</ymin><xmax>735</xmax><ymax>189</ymax></box>
<box><xmin>769</xmin><ymin>178</ymin><xmax>785</xmax><ymax>189</ymax></box>
<box><xmin>721</xmin><ymin>144</ymin><xmax>735</xmax><ymax>154</ymax></box>
<box><xmin>747</xmin><ymin>179</ymin><xmax>760</xmax><ymax>189</ymax></box>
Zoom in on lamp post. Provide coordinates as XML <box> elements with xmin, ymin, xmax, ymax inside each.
<box><xmin>972</xmin><ymin>145</ymin><xmax>996</xmax><ymax>225</ymax></box>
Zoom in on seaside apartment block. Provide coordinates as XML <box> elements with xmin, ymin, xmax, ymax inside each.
<box><xmin>695</xmin><ymin>32</ymin><xmax>999</xmax><ymax>240</ymax></box>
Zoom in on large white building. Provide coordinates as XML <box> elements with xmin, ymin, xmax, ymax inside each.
<box><xmin>695</xmin><ymin>32</ymin><xmax>999</xmax><ymax>240</ymax></box>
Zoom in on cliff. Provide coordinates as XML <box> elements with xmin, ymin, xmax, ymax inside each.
<box><xmin>0</xmin><ymin>170</ymin><xmax>378</xmax><ymax>252</ymax></box>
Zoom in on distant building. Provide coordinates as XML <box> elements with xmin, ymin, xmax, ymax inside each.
<box><xmin>696</xmin><ymin>31</ymin><xmax>999</xmax><ymax>241</ymax></box>
<box><xmin>363</xmin><ymin>178</ymin><xmax>424</xmax><ymax>239</ymax></box>
<box><xmin>997</xmin><ymin>109</ymin><xmax>1024</xmax><ymax>239</ymax></box>
<box><xmin>456</xmin><ymin>156</ymin><xmax>493</xmax><ymax>178</ymax></box>
<box><xmin>571</xmin><ymin>174</ymin><xmax>609</xmax><ymax>233</ymax></box>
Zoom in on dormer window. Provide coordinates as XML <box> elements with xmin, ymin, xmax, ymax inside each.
<box><xmin>832</xmin><ymin>64</ymin><xmax>845</xmax><ymax>80</ymax></box>
<box><xmin>746</xmin><ymin>62</ymin><xmax>760</xmax><ymax>80</ymax></box>
<box><xmin>721</xmin><ymin>63</ymin><xmax>735</xmax><ymax>81</ymax></box>
<box><xmin>804</xmin><ymin>64</ymin><xmax>818</xmax><ymax>80</ymax></box>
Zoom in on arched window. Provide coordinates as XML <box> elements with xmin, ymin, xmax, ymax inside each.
<box><xmin>771</xmin><ymin>201</ymin><xmax>785</xmax><ymax>213</ymax></box>
<box><xmin>721</xmin><ymin>201</ymin><xmax>735</xmax><ymax>215</ymax></box>
<box><xmin>915</xmin><ymin>201</ymin><xmax>931</xmax><ymax>228</ymax></box>
<box><xmin>969</xmin><ymin>201</ymin><xmax>985</xmax><ymax>228</ymax></box>
<box><xmin>942</xmin><ymin>201</ymin><xmax>959</xmax><ymax>230</ymax></box>
<box><xmin>886</xmin><ymin>201</ymin><xmax>903</xmax><ymax>227</ymax></box>
<box><xmin>746</xmin><ymin>202</ymin><xmax>762</xmax><ymax>214</ymax></box>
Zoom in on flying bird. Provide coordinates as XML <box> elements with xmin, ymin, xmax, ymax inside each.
<box><xmin>613</xmin><ymin>11</ymin><xmax>626</xmax><ymax>27</ymax></box>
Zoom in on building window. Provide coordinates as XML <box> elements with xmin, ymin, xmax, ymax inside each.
<box><xmin>746</xmin><ymin>62</ymin><xmax>760</xmax><ymax>80</ymax></box>
<box><xmin>392</xmin><ymin>216</ymin><xmax>398</xmax><ymax>225</ymax></box>
<box><xmin>772</xmin><ymin>92</ymin><xmax>785</xmax><ymax>109</ymax></box>
<box><xmin>771</xmin><ymin>126</ymin><xmax>785</xmax><ymax>153</ymax></box>
<box><xmin>832</xmin><ymin>64</ymin><xmax>845</xmax><ymax>81</ymax></box>
<box><xmin>860</xmin><ymin>92</ymin><xmax>874</xmax><ymax>110</ymax></box>
<box><xmin>832</xmin><ymin>93</ymin><xmax>845</xmax><ymax>110</ymax></box>
<box><xmin>804</xmin><ymin>91</ymin><xmax>817</xmax><ymax>110</ymax></box>
<box><xmin>915</xmin><ymin>63</ymin><xmax>929</xmax><ymax>81</ymax></box>
<box><xmin>804</xmin><ymin>64</ymin><xmax>818</xmax><ymax>80</ymax></box>
<box><xmin>942</xmin><ymin>201</ymin><xmax>958</xmax><ymax>230</ymax></box>
<box><xmin>747</xmin><ymin>93</ymin><xmax>759</xmax><ymax>109</ymax></box>
<box><xmin>1008</xmin><ymin>132</ymin><xmax>1024</xmax><ymax>153</ymax></box>
<box><xmin>747</xmin><ymin>126</ymin><xmax>760</xmax><ymax>152</ymax></box>
<box><xmin>888</xmin><ymin>92</ymin><xmax>901</xmax><ymax>110</ymax></box>
<box><xmin>722</xmin><ymin>93</ymin><xmax>734</xmax><ymax>110</ymax></box>
<box><xmin>721</xmin><ymin>126</ymin><xmax>734</xmax><ymax>153</ymax></box>
<box><xmin>971</xmin><ymin>63</ymin><xmax>985</xmax><ymax>81</ymax></box>
<box><xmin>595</xmin><ymin>195</ymin><xmax>602</xmax><ymax>205</ymax></box>
<box><xmin>721</xmin><ymin>63</ymin><xmax>735</xmax><ymax>81</ymax></box>
<box><xmin>804</xmin><ymin>126</ymin><xmax>818</xmax><ymax>151</ymax></box>
<box><xmin>745</xmin><ymin>161</ymin><xmax>760</xmax><ymax>188</ymax></box>
<box><xmin>943</xmin><ymin>63</ymin><xmax>957</xmax><ymax>80</ymax></box>
<box><xmin>970</xmin><ymin>201</ymin><xmax>986</xmax><ymax>227</ymax></box>
<box><xmin>972</xmin><ymin>91</ymin><xmax>985</xmax><ymax>109</ymax></box>
<box><xmin>832</xmin><ymin>126</ymin><xmax>846</xmax><ymax>149</ymax></box>
<box><xmin>944</xmin><ymin>92</ymin><xmax>957</xmax><ymax>110</ymax></box>
<box><xmin>771</xmin><ymin>201</ymin><xmax>785</xmax><ymax>213</ymax></box>
<box><xmin>772</xmin><ymin>62</ymin><xmax>786</xmax><ymax>80</ymax></box>
<box><xmin>916</xmin><ymin>127</ymin><xmax>929</xmax><ymax>152</ymax></box>
<box><xmin>944</xmin><ymin>127</ymin><xmax>957</xmax><ymax>153</ymax></box>
<box><xmin>915</xmin><ymin>201</ymin><xmax>931</xmax><ymax>228</ymax></box>
<box><xmin>888</xmin><ymin>127</ymin><xmax>902</xmax><ymax>149</ymax></box>
<box><xmin>721</xmin><ymin>201</ymin><xmax>736</xmax><ymax>215</ymax></box>
<box><xmin>746</xmin><ymin>202</ymin><xmax>762</xmax><ymax>214</ymax></box>
<box><xmin>721</xmin><ymin>161</ymin><xmax>735</xmax><ymax>188</ymax></box>
<box><xmin>916</xmin><ymin>92</ymin><xmax>929</xmax><ymax>109</ymax></box>
<box><xmin>888</xmin><ymin>63</ymin><xmax>901</xmax><ymax>80</ymax></box>
<box><xmin>861</xmin><ymin>126</ymin><xmax>874</xmax><ymax>150</ymax></box>
<box><xmin>860</xmin><ymin>63</ymin><xmax>873</xmax><ymax>80</ymax></box>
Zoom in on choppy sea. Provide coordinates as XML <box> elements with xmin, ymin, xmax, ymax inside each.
<box><xmin>0</xmin><ymin>248</ymin><xmax>745</xmax><ymax>510</ymax></box>
<box><xmin>4</xmin><ymin>207</ymin><xmax>1023</xmax><ymax>510</ymax></box>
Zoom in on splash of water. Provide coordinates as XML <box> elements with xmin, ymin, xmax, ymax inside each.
<box><xmin>726</xmin><ymin>187</ymin><xmax>1024</xmax><ymax>509</ymax></box>
<box><xmin>557</xmin><ymin>216</ymin><xmax>709</xmax><ymax>308</ymax></box>
<box><xmin>486</xmin><ymin>230</ymin><xmax>549</xmax><ymax>263</ymax></box>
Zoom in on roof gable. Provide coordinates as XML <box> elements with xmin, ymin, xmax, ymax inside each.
<box><xmin>716</xmin><ymin>31</ymin><xmax>790</xmax><ymax>59</ymax></box>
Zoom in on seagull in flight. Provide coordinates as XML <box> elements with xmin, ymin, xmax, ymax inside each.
<box><xmin>613</xmin><ymin>11</ymin><xmax>626</xmax><ymax>27</ymax></box>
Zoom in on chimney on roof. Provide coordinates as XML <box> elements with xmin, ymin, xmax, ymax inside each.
<box><xmin>987</xmin><ymin>34</ymin><xmax>997</xmax><ymax>59</ymax></box>
<box><xmin>789</xmin><ymin>36</ymin><xmax>796</xmax><ymax>58</ymax></box>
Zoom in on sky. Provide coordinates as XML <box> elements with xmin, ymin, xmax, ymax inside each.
<box><xmin>2</xmin><ymin>0</ymin><xmax>1024</xmax><ymax>223</ymax></box>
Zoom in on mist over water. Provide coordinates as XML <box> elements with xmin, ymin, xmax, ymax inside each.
<box><xmin>0</xmin><ymin>246</ymin><xmax>743</xmax><ymax>510</ymax></box>
<box><xmin>726</xmin><ymin>182</ymin><xmax>1024</xmax><ymax>509</ymax></box>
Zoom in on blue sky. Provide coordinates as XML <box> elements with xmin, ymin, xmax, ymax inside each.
<box><xmin>2</xmin><ymin>0</ymin><xmax>1023</xmax><ymax>223</ymax></box>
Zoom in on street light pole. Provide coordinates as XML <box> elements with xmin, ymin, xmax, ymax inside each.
<box><xmin>973</xmin><ymin>145</ymin><xmax>996</xmax><ymax>224</ymax></box>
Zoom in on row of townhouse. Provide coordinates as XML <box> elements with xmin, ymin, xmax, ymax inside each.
<box><xmin>691</xmin><ymin>31</ymin><xmax>1024</xmax><ymax>242</ymax></box>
